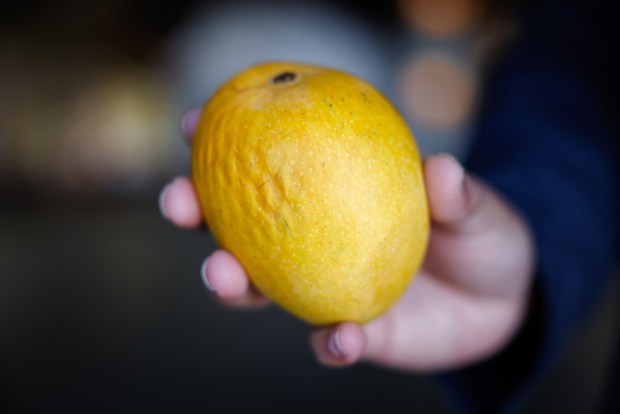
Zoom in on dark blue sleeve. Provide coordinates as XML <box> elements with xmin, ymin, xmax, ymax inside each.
<box><xmin>436</xmin><ymin>1</ymin><xmax>620</xmax><ymax>412</ymax></box>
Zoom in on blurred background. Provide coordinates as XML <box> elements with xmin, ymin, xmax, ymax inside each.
<box><xmin>1</xmin><ymin>0</ymin><xmax>618</xmax><ymax>412</ymax></box>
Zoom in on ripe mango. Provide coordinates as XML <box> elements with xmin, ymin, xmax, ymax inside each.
<box><xmin>192</xmin><ymin>62</ymin><xmax>429</xmax><ymax>325</ymax></box>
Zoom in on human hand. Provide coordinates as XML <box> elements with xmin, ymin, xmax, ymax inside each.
<box><xmin>160</xmin><ymin>108</ymin><xmax>535</xmax><ymax>372</ymax></box>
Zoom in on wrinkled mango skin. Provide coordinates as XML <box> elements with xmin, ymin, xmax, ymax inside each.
<box><xmin>192</xmin><ymin>62</ymin><xmax>429</xmax><ymax>325</ymax></box>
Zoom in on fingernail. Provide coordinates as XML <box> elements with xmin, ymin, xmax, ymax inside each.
<box><xmin>443</xmin><ymin>153</ymin><xmax>466</xmax><ymax>193</ymax></box>
<box><xmin>181</xmin><ymin>107</ymin><xmax>201</xmax><ymax>137</ymax></box>
<box><xmin>327</xmin><ymin>329</ymin><xmax>346</xmax><ymax>358</ymax></box>
<box><xmin>158</xmin><ymin>184</ymin><xmax>172</xmax><ymax>219</ymax></box>
<box><xmin>444</xmin><ymin>153</ymin><xmax>464</xmax><ymax>177</ymax></box>
<box><xmin>200</xmin><ymin>257</ymin><xmax>215</xmax><ymax>292</ymax></box>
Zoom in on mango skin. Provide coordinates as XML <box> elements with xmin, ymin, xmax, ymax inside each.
<box><xmin>192</xmin><ymin>62</ymin><xmax>429</xmax><ymax>325</ymax></box>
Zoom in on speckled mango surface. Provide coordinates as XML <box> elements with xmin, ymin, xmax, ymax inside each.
<box><xmin>192</xmin><ymin>62</ymin><xmax>429</xmax><ymax>325</ymax></box>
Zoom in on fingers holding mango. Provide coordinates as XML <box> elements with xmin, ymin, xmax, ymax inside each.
<box><xmin>201</xmin><ymin>250</ymin><xmax>269</xmax><ymax>309</ymax></box>
<box><xmin>159</xmin><ymin>176</ymin><xmax>203</xmax><ymax>229</ymax></box>
<box><xmin>309</xmin><ymin>323</ymin><xmax>367</xmax><ymax>368</ymax></box>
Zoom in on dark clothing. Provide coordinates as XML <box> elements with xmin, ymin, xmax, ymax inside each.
<box><xmin>438</xmin><ymin>1</ymin><xmax>620</xmax><ymax>412</ymax></box>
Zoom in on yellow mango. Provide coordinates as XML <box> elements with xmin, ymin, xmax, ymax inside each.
<box><xmin>192</xmin><ymin>62</ymin><xmax>429</xmax><ymax>325</ymax></box>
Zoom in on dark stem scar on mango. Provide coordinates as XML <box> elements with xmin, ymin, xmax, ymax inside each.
<box><xmin>272</xmin><ymin>72</ymin><xmax>297</xmax><ymax>85</ymax></box>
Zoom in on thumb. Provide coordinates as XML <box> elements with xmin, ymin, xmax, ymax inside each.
<box><xmin>425</xmin><ymin>154</ymin><xmax>500</xmax><ymax>235</ymax></box>
<box><xmin>423</xmin><ymin>154</ymin><xmax>534</xmax><ymax>297</ymax></box>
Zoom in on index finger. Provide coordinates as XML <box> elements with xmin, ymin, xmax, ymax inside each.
<box><xmin>181</xmin><ymin>106</ymin><xmax>203</xmax><ymax>144</ymax></box>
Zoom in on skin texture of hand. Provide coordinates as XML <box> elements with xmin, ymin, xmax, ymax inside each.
<box><xmin>160</xmin><ymin>108</ymin><xmax>535</xmax><ymax>372</ymax></box>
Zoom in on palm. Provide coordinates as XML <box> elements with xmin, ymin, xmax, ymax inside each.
<box><xmin>362</xmin><ymin>270</ymin><xmax>519</xmax><ymax>372</ymax></box>
<box><xmin>360</xmin><ymin>175</ymin><xmax>534</xmax><ymax>371</ymax></box>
